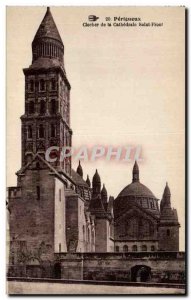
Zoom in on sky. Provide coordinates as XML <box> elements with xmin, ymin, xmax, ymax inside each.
<box><xmin>6</xmin><ymin>6</ymin><xmax>185</xmax><ymax>250</ymax></box>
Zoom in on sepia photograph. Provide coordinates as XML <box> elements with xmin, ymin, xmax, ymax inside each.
<box><xmin>6</xmin><ymin>6</ymin><xmax>186</xmax><ymax>295</ymax></box>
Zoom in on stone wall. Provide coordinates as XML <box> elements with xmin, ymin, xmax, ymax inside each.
<box><xmin>65</xmin><ymin>193</ymin><xmax>79</xmax><ymax>252</ymax></box>
<box><xmin>57</xmin><ymin>252</ymin><xmax>185</xmax><ymax>284</ymax></box>
<box><xmin>95</xmin><ymin>219</ymin><xmax>108</xmax><ymax>252</ymax></box>
<box><xmin>54</xmin><ymin>178</ymin><xmax>67</xmax><ymax>253</ymax></box>
<box><xmin>158</xmin><ymin>225</ymin><xmax>179</xmax><ymax>251</ymax></box>
<box><xmin>8</xmin><ymin>167</ymin><xmax>57</xmax><ymax>277</ymax></box>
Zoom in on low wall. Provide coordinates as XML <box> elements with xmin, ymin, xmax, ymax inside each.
<box><xmin>8</xmin><ymin>252</ymin><xmax>185</xmax><ymax>284</ymax></box>
<box><xmin>56</xmin><ymin>252</ymin><xmax>185</xmax><ymax>284</ymax></box>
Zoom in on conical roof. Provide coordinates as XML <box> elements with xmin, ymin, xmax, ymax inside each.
<box><xmin>133</xmin><ymin>160</ymin><xmax>139</xmax><ymax>173</ymax></box>
<box><xmin>33</xmin><ymin>7</ymin><xmax>63</xmax><ymax>45</ymax></box>
<box><xmin>101</xmin><ymin>184</ymin><xmax>108</xmax><ymax>202</ymax></box>
<box><xmin>132</xmin><ymin>160</ymin><xmax>139</xmax><ymax>182</ymax></box>
<box><xmin>76</xmin><ymin>161</ymin><xmax>83</xmax><ymax>178</ymax></box>
<box><xmin>163</xmin><ymin>182</ymin><xmax>171</xmax><ymax>197</ymax></box>
<box><xmin>160</xmin><ymin>182</ymin><xmax>171</xmax><ymax>211</ymax></box>
<box><xmin>92</xmin><ymin>169</ymin><xmax>101</xmax><ymax>185</ymax></box>
<box><xmin>86</xmin><ymin>175</ymin><xmax>91</xmax><ymax>187</ymax></box>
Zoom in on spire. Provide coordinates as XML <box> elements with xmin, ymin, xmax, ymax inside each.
<box><xmin>163</xmin><ymin>182</ymin><xmax>171</xmax><ymax>197</ymax></box>
<box><xmin>101</xmin><ymin>184</ymin><xmax>108</xmax><ymax>203</ymax></box>
<box><xmin>132</xmin><ymin>161</ymin><xmax>139</xmax><ymax>182</ymax></box>
<box><xmin>107</xmin><ymin>196</ymin><xmax>114</xmax><ymax>217</ymax></box>
<box><xmin>161</xmin><ymin>182</ymin><xmax>171</xmax><ymax>211</ymax></box>
<box><xmin>86</xmin><ymin>175</ymin><xmax>91</xmax><ymax>187</ymax></box>
<box><xmin>32</xmin><ymin>7</ymin><xmax>64</xmax><ymax>63</ymax></box>
<box><xmin>76</xmin><ymin>161</ymin><xmax>83</xmax><ymax>178</ymax></box>
<box><xmin>92</xmin><ymin>169</ymin><xmax>101</xmax><ymax>196</ymax></box>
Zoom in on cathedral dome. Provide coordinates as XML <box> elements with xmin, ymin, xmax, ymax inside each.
<box><xmin>114</xmin><ymin>162</ymin><xmax>159</xmax><ymax>217</ymax></box>
<box><xmin>118</xmin><ymin>181</ymin><xmax>156</xmax><ymax>198</ymax></box>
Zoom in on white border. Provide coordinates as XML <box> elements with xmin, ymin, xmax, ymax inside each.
<box><xmin>1</xmin><ymin>0</ymin><xmax>189</xmax><ymax>299</ymax></box>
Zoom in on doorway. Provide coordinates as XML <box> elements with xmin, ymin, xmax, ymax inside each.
<box><xmin>54</xmin><ymin>262</ymin><xmax>61</xmax><ymax>279</ymax></box>
<box><xmin>131</xmin><ymin>265</ymin><xmax>151</xmax><ymax>282</ymax></box>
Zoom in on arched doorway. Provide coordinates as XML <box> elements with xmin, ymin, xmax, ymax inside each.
<box><xmin>54</xmin><ymin>262</ymin><xmax>61</xmax><ymax>279</ymax></box>
<box><xmin>131</xmin><ymin>265</ymin><xmax>151</xmax><ymax>282</ymax></box>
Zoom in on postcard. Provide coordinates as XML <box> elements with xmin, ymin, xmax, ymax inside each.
<box><xmin>6</xmin><ymin>6</ymin><xmax>186</xmax><ymax>295</ymax></box>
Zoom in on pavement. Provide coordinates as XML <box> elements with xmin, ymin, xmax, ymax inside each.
<box><xmin>7</xmin><ymin>280</ymin><xmax>185</xmax><ymax>295</ymax></box>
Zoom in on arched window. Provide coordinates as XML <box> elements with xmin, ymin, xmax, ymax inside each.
<box><xmin>29</xmin><ymin>80</ymin><xmax>34</xmax><ymax>92</ymax></box>
<box><xmin>51</xmin><ymin>124</ymin><xmax>56</xmax><ymax>137</ymax></box>
<box><xmin>132</xmin><ymin>245</ymin><xmax>137</xmax><ymax>252</ymax></box>
<box><xmin>51</xmin><ymin>79</ymin><xmax>56</xmax><ymax>90</ymax></box>
<box><xmin>39</xmin><ymin>124</ymin><xmax>45</xmax><ymax>138</ymax></box>
<box><xmin>39</xmin><ymin>79</ymin><xmax>45</xmax><ymax>91</ymax></box>
<box><xmin>50</xmin><ymin>99</ymin><xmax>57</xmax><ymax>114</ymax></box>
<box><xmin>27</xmin><ymin>125</ymin><xmax>32</xmax><ymax>139</ymax></box>
<box><xmin>115</xmin><ymin>246</ymin><xmax>119</xmax><ymax>252</ymax></box>
<box><xmin>40</xmin><ymin>100</ymin><xmax>46</xmax><ymax>115</ymax></box>
<box><xmin>167</xmin><ymin>229</ymin><xmax>170</xmax><ymax>236</ymax></box>
<box><xmin>141</xmin><ymin>245</ymin><xmax>147</xmax><ymax>252</ymax></box>
<box><xmin>28</xmin><ymin>101</ymin><xmax>34</xmax><ymax>114</ymax></box>
<box><xmin>123</xmin><ymin>245</ymin><xmax>128</xmax><ymax>252</ymax></box>
<box><xmin>151</xmin><ymin>245</ymin><xmax>155</xmax><ymax>251</ymax></box>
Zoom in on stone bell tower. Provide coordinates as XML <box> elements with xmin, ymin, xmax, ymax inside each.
<box><xmin>21</xmin><ymin>7</ymin><xmax>72</xmax><ymax>175</ymax></box>
<box><xmin>8</xmin><ymin>8</ymin><xmax>73</xmax><ymax>278</ymax></box>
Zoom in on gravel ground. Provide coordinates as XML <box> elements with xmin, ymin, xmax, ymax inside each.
<box><xmin>7</xmin><ymin>281</ymin><xmax>185</xmax><ymax>295</ymax></box>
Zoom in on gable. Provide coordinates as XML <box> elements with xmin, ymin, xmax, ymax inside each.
<box><xmin>114</xmin><ymin>206</ymin><xmax>158</xmax><ymax>240</ymax></box>
<box><xmin>16</xmin><ymin>153</ymin><xmax>67</xmax><ymax>185</ymax></box>
<box><xmin>115</xmin><ymin>204</ymin><xmax>158</xmax><ymax>225</ymax></box>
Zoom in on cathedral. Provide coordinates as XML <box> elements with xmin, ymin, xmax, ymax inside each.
<box><xmin>7</xmin><ymin>7</ymin><xmax>183</xmax><ymax>281</ymax></box>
